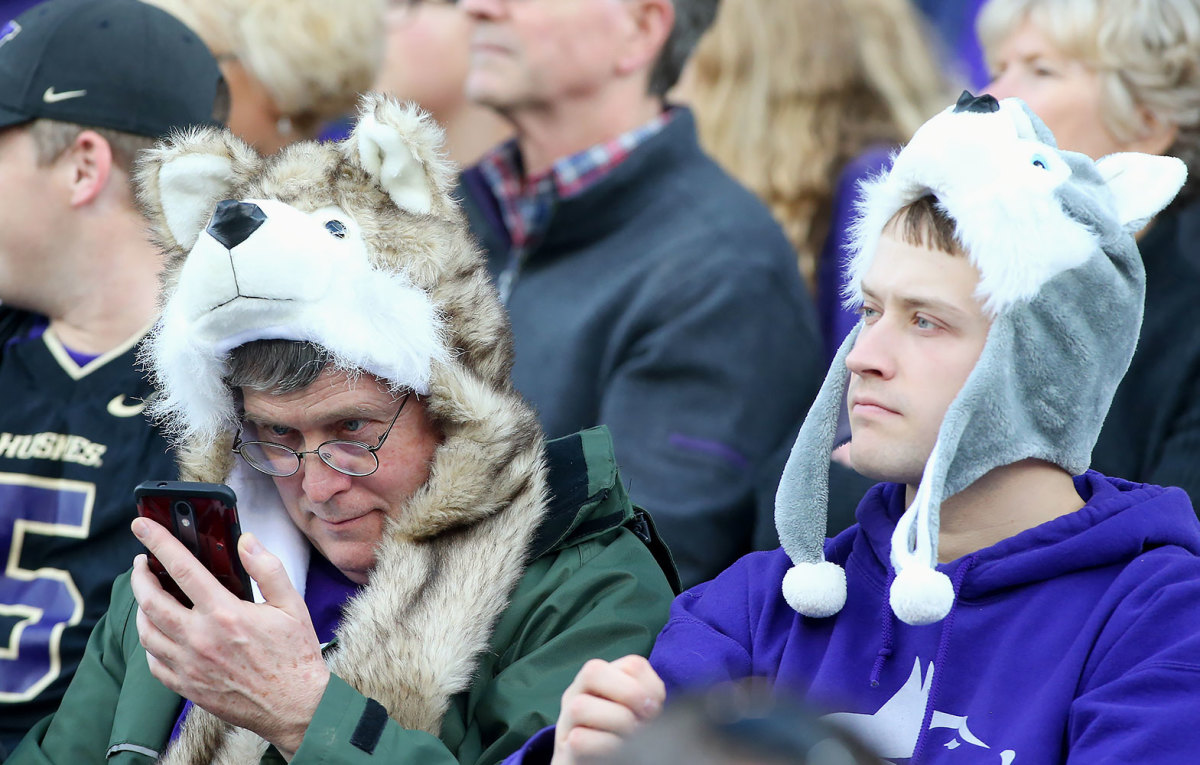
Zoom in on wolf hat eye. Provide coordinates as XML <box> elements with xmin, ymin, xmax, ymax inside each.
<box><xmin>325</xmin><ymin>220</ymin><xmax>348</xmax><ymax>239</ymax></box>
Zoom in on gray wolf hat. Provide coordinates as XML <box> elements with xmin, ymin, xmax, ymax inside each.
<box><xmin>0</xmin><ymin>0</ymin><xmax>223</xmax><ymax>136</ymax></box>
<box><xmin>775</xmin><ymin>92</ymin><xmax>1187</xmax><ymax>626</ymax></box>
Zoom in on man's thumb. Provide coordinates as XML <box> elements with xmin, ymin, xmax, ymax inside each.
<box><xmin>239</xmin><ymin>532</ymin><xmax>302</xmax><ymax>612</ymax></box>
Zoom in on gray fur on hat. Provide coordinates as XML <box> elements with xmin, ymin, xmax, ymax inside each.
<box><xmin>776</xmin><ymin>93</ymin><xmax>1187</xmax><ymax>625</ymax></box>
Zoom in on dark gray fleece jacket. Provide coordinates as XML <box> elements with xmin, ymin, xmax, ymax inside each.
<box><xmin>459</xmin><ymin>109</ymin><xmax>823</xmax><ymax>587</ymax></box>
<box><xmin>1091</xmin><ymin>195</ymin><xmax>1200</xmax><ymax>508</ymax></box>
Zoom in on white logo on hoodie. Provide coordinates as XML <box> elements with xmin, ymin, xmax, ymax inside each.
<box><xmin>821</xmin><ymin>659</ymin><xmax>1016</xmax><ymax>763</ymax></box>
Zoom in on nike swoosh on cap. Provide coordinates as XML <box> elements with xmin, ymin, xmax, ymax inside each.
<box><xmin>43</xmin><ymin>87</ymin><xmax>88</xmax><ymax>104</ymax></box>
<box><xmin>107</xmin><ymin>394</ymin><xmax>148</xmax><ymax>418</ymax></box>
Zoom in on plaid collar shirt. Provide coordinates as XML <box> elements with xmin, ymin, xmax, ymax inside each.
<box><xmin>477</xmin><ymin>109</ymin><xmax>675</xmax><ymax>300</ymax></box>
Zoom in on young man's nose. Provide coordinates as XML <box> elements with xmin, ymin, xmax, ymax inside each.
<box><xmin>845</xmin><ymin>321</ymin><xmax>896</xmax><ymax>379</ymax></box>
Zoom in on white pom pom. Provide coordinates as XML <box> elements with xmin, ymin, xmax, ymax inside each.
<box><xmin>782</xmin><ymin>562</ymin><xmax>847</xmax><ymax>618</ymax></box>
<box><xmin>889</xmin><ymin>566</ymin><xmax>955</xmax><ymax>625</ymax></box>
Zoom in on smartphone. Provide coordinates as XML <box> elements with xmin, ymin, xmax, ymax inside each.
<box><xmin>133</xmin><ymin>480</ymin><xmax>253</xmax><ymax>606</ymax></box>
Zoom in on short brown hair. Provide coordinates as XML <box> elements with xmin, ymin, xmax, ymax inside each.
<box><xmin>27</xmin><ymin>119</ymin><xmax>156</xmax><ymax>173</ymax></box>
<box><xmin>882</xmin><ymin>194</ymin><xmax>966</xmax><ymax>255</ymax></box>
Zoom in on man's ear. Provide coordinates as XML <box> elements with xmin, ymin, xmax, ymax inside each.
<box><xmin>134</xmin><ymin>127</ymin><xmax>261</xmax><ymax>253</ymax></box>
<box><xmin>64</xmin><ymin>130</ymin><xmax>113</xmax><ymax>208</ymax></box>
<box><xmin>615</xmin><ymin>0</ymin><xmax>674</xmax><ymax>78</ymax></box>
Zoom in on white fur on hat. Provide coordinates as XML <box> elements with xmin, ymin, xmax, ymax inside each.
<box><xmin>149</xmin><ymin>198</ymin><xmax>446</xmax><ymax>446</ymax></box>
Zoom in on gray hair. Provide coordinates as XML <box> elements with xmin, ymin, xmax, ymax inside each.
<box><xmin>226</xmin><ymin>340</ymin><xmax>333</xmax><ymax>394</ymax></box>
<box><xmin>649</xmin><ymin>0</ymin><xmax>721</xmax><ymax>98</ymax></box>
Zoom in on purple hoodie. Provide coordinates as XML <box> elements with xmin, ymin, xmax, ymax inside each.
<box><xmin>507</xmin><ymin>472</ymin><xmax>1200</xmax><ymax>763</ymax></box>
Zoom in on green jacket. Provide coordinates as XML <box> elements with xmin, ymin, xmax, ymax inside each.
<box><xmin>11</xmin><ymin>427</ymin><xmax>678</xmax><ymax>764</ymax></box>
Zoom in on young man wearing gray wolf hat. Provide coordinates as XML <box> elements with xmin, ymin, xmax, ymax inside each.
<box><xmin>503</xmin><ymin>94</ymin><xmax>1200</xmax><ymax>764</ymax></box>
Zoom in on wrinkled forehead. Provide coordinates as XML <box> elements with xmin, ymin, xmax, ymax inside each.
<box><xmin>236</xmin><ymin>366</ymin><xmax>398</xmax><ymax>417</ymax></box>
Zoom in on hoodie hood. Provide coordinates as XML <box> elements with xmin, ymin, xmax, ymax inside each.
<box><xmin>855</xmin><ymin>474</ymin><xmax>1200</xmax><ymax>599</ymax></box>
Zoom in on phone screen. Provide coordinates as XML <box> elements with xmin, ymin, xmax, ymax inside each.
<box><xmin>134</xmin><ymin>481</ymin><xmax>252</xmax><ymax>605</ymax></box>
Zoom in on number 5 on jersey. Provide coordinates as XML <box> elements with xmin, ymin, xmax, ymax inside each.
<box><xmin>0</xmin><ymin>475</ymin><xmax>92</xmax><ymax>701</ymax></box>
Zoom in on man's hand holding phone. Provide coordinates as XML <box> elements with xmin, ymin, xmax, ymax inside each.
<box><xmin>129</xmin><ymin>516</ymin><xmax>330</xmax><ymax>760</ymax></box>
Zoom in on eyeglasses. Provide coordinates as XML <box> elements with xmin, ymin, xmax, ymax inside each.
<box><xmin>232</xmin><ymin>392</ymin><xmax>411</xmax><ymax>478</ymax></box>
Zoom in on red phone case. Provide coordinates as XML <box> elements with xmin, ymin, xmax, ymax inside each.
<box><xmin>134</xmin><ymin>480</ymin><xmax>253</xmax><ymax>606</ymax></box>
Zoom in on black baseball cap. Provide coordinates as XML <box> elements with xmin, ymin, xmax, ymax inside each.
<box><xmin>0</xmin><ymin>0</ymin><xmax>223</xmax><ymax>137</ymax></box>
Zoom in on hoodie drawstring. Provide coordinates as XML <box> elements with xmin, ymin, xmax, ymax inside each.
<box><xmin>911</xmin><ymin>554</ymin><xmax>977</xmax><ymax>763</ymax></box>
<box><xmin>869</xmin><ymin>569</ymin><xmax>898</xmax><ymax>687</ymax></box>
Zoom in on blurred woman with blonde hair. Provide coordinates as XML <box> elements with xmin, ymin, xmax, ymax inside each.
<box><xmin>677</xmin><ymin>0</ymin><xmax>956</xmax><ymax>358</ymax></box>
<box><xmin>146</xmin><ymin>0</ymin><xmax>385</xmax><ymax>154</ymax></box>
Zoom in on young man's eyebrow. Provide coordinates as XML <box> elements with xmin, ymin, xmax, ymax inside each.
<box><xmin>897</xmin><ymin>296</ymin><xmax>972</xmax><ymax>320</ymax></box>
<box><xmin>860</xmin><ymin>282</ymin><xmax>973</xmax><ymax>321</ymax></box>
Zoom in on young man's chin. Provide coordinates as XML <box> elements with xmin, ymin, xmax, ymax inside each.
<box><xmin>846</xmin><ymin>444</ymin><xmax>925</xmax><ymax>487</ymax></box>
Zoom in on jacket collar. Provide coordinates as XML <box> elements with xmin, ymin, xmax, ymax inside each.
<box><xmin>461</xmin><ymin>107</ymin><xmax>705</xmax><ymax>261</ymax></box>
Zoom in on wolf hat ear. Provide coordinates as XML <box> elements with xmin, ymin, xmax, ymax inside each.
<box><xmin>135</xmin><ymin>127</ymin><xmax>262</xmax><ymax>253</ymax></box>
<box><xmin>351</xmin><ymin>93</ymin><xmax>459</xmax><ymax>218</ymax></box>
<box><xmin>1095</xmin><ymin>152</ymin><xmax>1189</xmax><ymax>233</ymax></box>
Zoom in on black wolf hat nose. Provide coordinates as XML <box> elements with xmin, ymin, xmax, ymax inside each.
<box><xmin>206</xmin><ymin>199</ymin><xmax>267</xmax><ymax>250</ymax></box>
